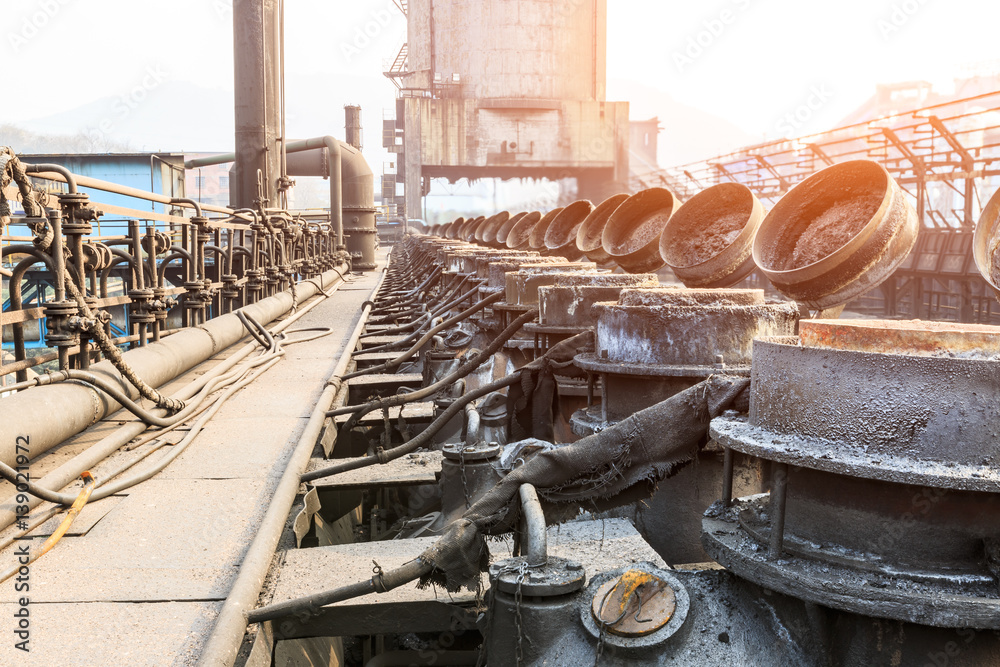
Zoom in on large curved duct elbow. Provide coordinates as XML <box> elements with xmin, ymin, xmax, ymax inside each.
<box><xmin>280</xmin><ymin>138</ymin><xmax>375</xmax><ymax>268</ymax></box>
<box><xmin>184</xmin><ymin>137</ymin><xmax>376</xmax><ymax>267</ymax></box>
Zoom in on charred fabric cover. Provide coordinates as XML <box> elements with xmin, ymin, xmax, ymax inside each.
<box><xmin>505</xmin><ymin>331</ymin><xmax>592</xmax><ymax>442</ymax></box>
<box><xmin>418</xmin><ymin>374</ymin><xmax>750</xmax><ymax>592</ymax></box>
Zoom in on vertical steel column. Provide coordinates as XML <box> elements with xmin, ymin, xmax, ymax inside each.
<box><xmin>232</xmin><ymin>0</ymin><xmax>281</xmax><ymax>210</ymax></box>
<box><xmin>768</xmin><ymin>462</ymin><xmax>789</xmax><ymax>559</ymax></box>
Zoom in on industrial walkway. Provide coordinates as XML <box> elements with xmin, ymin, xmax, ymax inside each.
<box><xmin>0</xmin><ymin>263</ymin><xmax>385</xmax><ymax>666</ymax></box>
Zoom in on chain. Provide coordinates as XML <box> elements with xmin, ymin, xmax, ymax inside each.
<box><xmin>514</xmin><ymin>560</ymin><xmax>527</xmax><ymax>666</ymax></box>
<box><xmin>460</xmin><ymin>445</ymin><xmax>471</xmax><ymax>509</ymax></box>
<box><xmin>594</xmin><ymin>619</ymin><xmax>607</xmax><ymax>666</ymax></box>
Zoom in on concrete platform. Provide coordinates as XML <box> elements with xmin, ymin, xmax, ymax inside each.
<box><xmin>332</xmin><ymin>401</ymin><xmax>436</xmax><ymax>426</ymax></box>
<box><xmin>306</xmin><ymin>451</ymin><xmax>443</xmax><ymax>490</ymax></box>
<box><xmin>263</xmin><ymin>517</ymin><xmax>666</xmax><ymax>639</ymax></box>
<box><xmin>345</xmin><ymin>373</ymin><xmax>424</xmax><ymax>404</ymax></box>
<box><xmin>0</xmin><ymin>263</ymin><xmax>385</xmax><ymax>666</ymax></box>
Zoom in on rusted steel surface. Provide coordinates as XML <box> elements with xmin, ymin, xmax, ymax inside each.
<box><xmin>537</xmin><ymin>273</ymin><xmax>659</xmax><ymax>328</ymax></box>
<box><xmin>708</xmin><ymin>317</ymin><xmax>1000</xmax><ymax>630</ymax></box>
<box><xmin>602</xmin><ymin>188</ymin><xmax>680</xmax><ymax>273</ymax></box>
<box><xmin>485</xmin><ymin>255</ymin><xmax>561</xmax><ymax>290</ymax></box>
<box><xmin>578</xmin><ymin>193</ymin><xmax>629</xmax><ymax>267</ymax></box>
<box><xmin>800</xmin><ymin>318</ymin><xmax>1000</xmax><ymax>356</ymax></box>
<box><xmin>752</xmin><ymin>160</ymin><xmax>918</xmax><ymax>309</ymax></box>
<box><xmin>659</xmin><ymin>182</ymin><xmax>764</xmax><ymax>288</ymax></box>
<box><xmin>748</xmin><ymin>330</ymin><xmax>1000</xmax><ymax>473</ymax></box>
<box><xmin>589</xmin><ymin>288</ymin><xmax>797</xmax><ymax>369</ymax></box>
<box><xmin>503</xmin><ymin>262</ymin><xmax>599</xmax><ymax>306</ymax></box>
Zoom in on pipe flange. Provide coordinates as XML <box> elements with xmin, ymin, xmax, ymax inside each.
<box><xmin>490</xmin><ymin>556</ymin><xmax>585</xmax><ymax>597</ymax></box>
<box><xmin>702</xmin><ymin>506</ymin><xmax>1000</xmax><ymax>630</ymax></box>
<box><xmin>442</xmin><ymin>441</ymin><xmax>500</xmax><ymax>462</ymax></box>
<box><xmin>574</xmin><ymin>352</ymin><xmax>749</xmax><ymax>378</ymax></box>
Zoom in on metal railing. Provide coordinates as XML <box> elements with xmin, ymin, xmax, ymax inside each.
<box><xmin>2</xmin><ymin>158</ymin><xmax>345</xmax><ymax>384</ymax></box>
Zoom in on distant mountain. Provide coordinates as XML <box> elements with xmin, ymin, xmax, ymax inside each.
<box><xmin>7</xmin><ymin>75</ymin><xmax>400</xmax><ymax>170</ymax></box>
<box><xmin>608</xmin><ymin>78</ymin><xmax>756</xmax><ymax>167</ymax></box>
<box><xmin>12</xmin><ymin>81</ymin><xmax>236</xmax><ymax>153</ymax></box>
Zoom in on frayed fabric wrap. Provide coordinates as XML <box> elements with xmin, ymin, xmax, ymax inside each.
<box><xmin>419</xmin><ymin>374</ymin><xmax>750</xmax><ymax>592</ymax></box>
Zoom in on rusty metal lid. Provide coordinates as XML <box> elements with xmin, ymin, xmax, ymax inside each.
<box><xmin>578</xmin><ymin>193</ymin><xmax>628</xmax><ymax>266</ymax></box>
<box><xmin>579</xmin><ymin>563</ymin><xmax>690</xmax><ymax>650</ymax></box>
<box><xmin>602</xmin><ymin>188</ymin><xmax>680</xmax><ymax>273</ymax></box>
<box><xmin>800</xmin><ymin>319</ymin><xmax>1000</xmax><ymax>357</ymax></box>
<box><xmin>590</xmin><ymin>569</ymin><xmax>676</xmax><ymax>637</ymax></box>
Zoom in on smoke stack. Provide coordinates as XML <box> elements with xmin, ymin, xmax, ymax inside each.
<box><xmin>232</xmin><ymin>0</ymin><xmax>282</xmax><ymax>209</ymax></box>
<box><xmin>345</xmin><ymin>105</ymin><xmax>363</xmax><ymax>151</ymax></box>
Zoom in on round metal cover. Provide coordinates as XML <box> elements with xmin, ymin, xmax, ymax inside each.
<box><xmin>590</xmin><ymin>569</ymin><xmax>676</xmax><ymax>637</ymax></box>
<box><xmin>579</xmin><ymin>563</ymin><xmax>689</xmax><ymax>650</ymax></box>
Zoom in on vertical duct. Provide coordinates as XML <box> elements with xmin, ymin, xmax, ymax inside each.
<box><xmin>345</xmin><ymin>105</ymin><xmax>363</xmax><ymax>151</ymax></box>
<box><xmin>232</xmin><ymin>0</ymin><xmax>282</xmax><ymax>209</ymax></box>
<box><xmin>341</xmin><ymin>140</ymin><xmax>378</xmax><ymax>271</ymax></box>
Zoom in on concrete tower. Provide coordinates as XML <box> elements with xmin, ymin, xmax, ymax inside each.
<box><xmin>386</xmin><ymin>0</ymin><xmax>630</xmax><ymax>219</ymax></box>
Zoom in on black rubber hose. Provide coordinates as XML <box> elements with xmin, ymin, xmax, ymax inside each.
<box><xmin>341</xmin><ymin>291</ymin><xmax>510</xmax><ymax>380</ymax></box>
<box><xmin>304</xmin><ymin>372</ymin><xmax>522</xmax><ymax>482</ymax></box>
<box><xmin>358</xmin><ymin>277</ymin><xmax>472</xmax><ymax>339</ymax></box>
<box><xmin>331</xmin><ymin>307</ymin><xmax>538</xmax><ymax>417</ymax></box>
<box><xmin>348</xmin><ymin>289</ymin><xmax>504</xmax><ymax>366</ymax></box>
<box><xmin>354</xmin><ymin>283</ymin><xmax>478</xmax><ymax>356</ymax></box>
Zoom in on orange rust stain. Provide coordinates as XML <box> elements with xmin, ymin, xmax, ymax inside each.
<box><xmin>800</xmin><ymin>319</ymin><xmax>1000</xmax><ymax>356</ymax></box>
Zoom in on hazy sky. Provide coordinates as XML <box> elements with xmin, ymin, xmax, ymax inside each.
<box><xmin>6</xmin><ymin>0</ymin><xmax>1000</xmax><ymax>163</ymax></box>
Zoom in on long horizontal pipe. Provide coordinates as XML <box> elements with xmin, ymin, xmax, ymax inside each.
<box><xmin>0</xmin><ymin>269</ymin><xmax>348</xmax><ymax>537</ymax></box>
<box><xmin>0</xmin><ymin>267</ymin><xmax>346</xmax><ymax>467</ymax></box>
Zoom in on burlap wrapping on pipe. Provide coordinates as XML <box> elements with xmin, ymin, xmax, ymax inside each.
<box><xmin>418</xmin><ymin>373</ymin><xmax>750</xmax><ymax>592</ymax></box>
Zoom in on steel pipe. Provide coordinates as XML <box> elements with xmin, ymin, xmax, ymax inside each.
<box><xmin>519</xmin><ymin>483</ymin><xmax>548</xmax><ymax>567</ymax></box>
<box><xmin>0</xmin><ymin>267</ymin><xmax>347</xmax><ymax>467</ymax></box>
